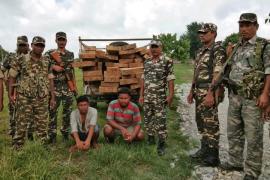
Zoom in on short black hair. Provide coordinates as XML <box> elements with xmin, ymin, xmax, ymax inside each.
<box><xmin>76</xmin><ymin>95</ymin><xmax>89</xmax><ymax>104</ymax></box>
<box><xmin>118</xmin><ymin>87</ymin><xmax>131</xmax><ymax>96</ymax></box>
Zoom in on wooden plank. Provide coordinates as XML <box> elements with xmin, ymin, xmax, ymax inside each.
<box><xmin>134</xmin><ymin>57</ymin><xmax>143</xmax><ymax>63</ymax></box>
<box><xmin>100</xmin><ymin>82</ymin><xmax>119</xmax><ymax>87</ymax></box>
<box><xmin>119</xmin><ymin>54</ymin><xmax>136</xmax><ymax>59</ymax></box>
<box><xmin>143</xmin><ymin>54</ymin><xmax>151</xmax><ymax>60</ymax></box>
<box><xmin>79</xmin><ymin>51</ymin><xmax>96</xmax><ymax>59</ymax></box>
<box><xmin>129</xmin><ymin>62</ymin><xmax>143</xmax><ymax>68</ymax></box>
<box><xmin>139</xmin><ymin>48</ymin><xmax>149</xmax><ymax>55</ymax></box>
<box><xmin>136</xmin><ymin>73</ymin><xmax>143</xmax><ymax>79</ymax></box>
<box><xmin>119</xmin><ymin>49</ymin><xmax>137</xmax><ymax>55</ymax></box>
<box><xmin>99</xmin><ymin>86</ymin><xmax>118</xmax><ymax>93</ymax></box>
<box><xmin>83</xmin><ymin>70</ymin><xmax>103</xmax><ymax>77</ymax></box>
<box><xmin>115</xmin><ymin>63</ymin><xmax>129</xmax><ymax>68</ymax></box>
<box><xmin>96</xmin><ymin>50</ymin><xmax>107</xmax><ymax>59</ymax></box>
<box><xmin>84</xmin><ymin>76</ymin><xmax>103</xmax><ymax>81</ymax></box>
<box><xmin>72</xmin><ymin>61</ymin><xmax>96</xmax><ymax>68</ymax></box>
<box><xmin>104</xmin><ymin>73</ymin><xmax>120</xmax><ymax>82</ymax></box>
<box><xmin>121</xmin><ymin>43</ymin><xmax>136</xmax><ymax>51</ymax></box>
<box><xmin>107</xmin><ymin>67</ymin><xmax>120</xmax><ymax>73</ymax></box>
<box><xmin>120</xmin><ymin>67</ymin><xmax>144</xmax><ymax>76</ymax></box>
<box><xmin>130</xmin><ymin>83</ymin><xmax>141</xmax><ymax>90</ymax></box>
<box><xmin>105</xmin><ymin>54</ymin><xmax>118</xmax><ymax>61</ymax></box>
<box><xmin>119</xmin><ymin>59</ymin><xmax>134</xmax><ymax>64</ymax></box>
<box><xmin>120</xmin><ymin>78</ymin><xmax>139</xmax><ymax>85</ymax></box>
<box><xmin>122</xmin><ymin>74</ymin><xmax>136</xmax><ymax>79</ymax></box>
<box><xmin>135</xmin><ymin>47</ymin><xmax>147</xmax><ymax>53</ymax></box>
<box><xmin>82</xmin><ymin>46</ymin><xmax>96</xmax><ymax>51</ymax></box>
<box><xmin>105</xmin><ymin>62</ymin><xmax>114</xmax><ymax>67</ymax></box>
<box><xmin>104</xmin><ymin>70</ymin><xmax>120</xmax><ymax>77</ymax></box>
<box><xmin>106</xmin><ymin>45</ymin><xmax>121</xmax><ymax>53</ymax></box>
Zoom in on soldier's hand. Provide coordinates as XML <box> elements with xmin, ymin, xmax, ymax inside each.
<box><xmin>226</xmin><ymin>42</ymin><xmax>234</xmax><ymax>57</ymax></box>
<box><xmin>262</xmin><ymin>105</ymin><xmax>270</xmax><ymax>121</ymax></box>
<box><xmin>187</xmin><ymin>92</ymin><xmax>194</xmax><ymax>104</ymax></box>
<box><xmin>203</xmin><ymin>92</ymin><xmax>215</xmax><ymax>107</ymax></box>
<box><xmin>9</xmin><ymin>95</ymin><xmax>16</xmax><ymax>105</ymax></box>
<box><xmin>166</xmin><ymin>96</ymin><xmax>173</xmax><ymax>107</ymax></box>
<box><xmin>50</xmin><ymin>99</ymin><xmax>56</xmax><ymax>109</ymax></box>
<box><xmin>257</xmin><ymin>93</ymin><xmax>269</xmax><ymax>109</ymax></box>
<box><xmin>52</xmin><ymin>65</ymin><xmax>64</xmax><ymax>72</ymax></box>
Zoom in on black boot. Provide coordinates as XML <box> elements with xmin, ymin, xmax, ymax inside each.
<box><xmin>243</xmin><ymin>174</ymin><xmax>256</xmax><ymax>180</ymax></box>
<box><xmin>190</xmin><ymin>139</ymin><xmax>207</xmax><ymax>160</ymax></box>
<box><xmin>157</xmin><ymin>139</ymin><xmax>165</xmax><ymax>156</ymax></box>
<box><xmin>62</xmin><ymin>134</ymin><xmax>69</xmax><ymax>142</ymax></box>
<box><xmin>27</xmin><ymin>133</ymin><xmax>34</xmax><ymax>141</ymax></box>
<box><xmin>203</xmin><ymin>148</ymin><xmax>220</xmax><ymax>167</ymax></box>
<box><xmin>147</xmin><ymin>135</ymin><xmax>155</xmax><ymax>145</ymax></box>
<box><xmin>48</xmin><ymin>135</ymin><xmax>56</xmax><ymax>144</ymax></box>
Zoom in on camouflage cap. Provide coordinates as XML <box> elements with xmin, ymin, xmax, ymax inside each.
<box><xmin>56</xmin><ymin>31</ymin><xmax>67</xmax><ymax>39</ymax></box>
<box><xmin>238</xmin><ymin>13</ymin><xmax>257</xmax><ymax>23</ymax></box>
<box><xmin>149</xmin><ymin>39</ymin><xmax>162</xmax><ymax>47</ymax></box>
<box><xmin>32</xmin><ymin>36</ymin><xmax>45</xmax><ymax>45</ymax></box>
<box><xmin>17</xmin><ymin>35</ymin><xmax>28</xmax><ymax>45</ymax></box>
<box><xmin>198</xmin><ymin>23</ymin><xmax>217</xmax><ymax>33</ymax></box>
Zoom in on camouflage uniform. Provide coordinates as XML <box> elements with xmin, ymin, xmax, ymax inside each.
<box><xmin>46</xmin><ymin>32</ymin><xmax>75</xmax><ymax>140</ymax></box>
<box><xmin>226</xmin><ymin>13</ymin><xmax>270</xmax><ymax>178</ymax></box>
<box><xmin>2</xmin><ymin>36</ymin><xmax>33</xmax><ymax>137</ymax></box>
<box><xmin>142</xmin><ymin>51</ymin><xmax>175</xmax><ymax>142</ymax></box>
<box><xmin>9</xmin><ymin>36</ymin><xmax>53</xmax><ymax>148</ymax></box>
<box><xmin>193</xmin><ymin>23</ymin><xmax>226</xmax><ymax>161</ymax></box>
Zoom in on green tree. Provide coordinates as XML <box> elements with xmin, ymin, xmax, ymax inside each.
<box><xmin>223</xmin><ymin>33</ymin><xmax>239</xmax><ymax>47</ymax></box>
<box><xmin>0</xmin><ymin>45</ymin><xmax>8</xmax><ymax>63</ymax></box>
<box><xmin>186</xmin><ymin>22</ymin><xmax>202</xmax><ymax>59</ymax></box>
<box><xmin>155</xmin><ymin>33</ymin><xmax>190</xmax><ymax>63</ymax></box>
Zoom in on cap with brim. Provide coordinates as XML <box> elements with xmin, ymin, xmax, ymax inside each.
<box><xmin>198</xmin><ymin>23</ymin><xmax>217</xmax><ymax>33</ymax></box>
<box><xmin>32</xmin><ymin>36</ymin><xmax>45</xmax><ymax>45</ymax></box>
<box><xmin>238</xmin><ymin>13</ymin><xmax>257</xmax><ymax>23</ymax></box>
<box><xmin>56</xmin><ymin>31</ymin><xmax>67</xmax><ymax>39</ymax></box>
<box><xmin>17</xmin><ymin>35</ymin><xmax>28</xmax><ymax>45</ymax></box>
<box><xmin>149</xmin><ymin>40</ymin><xmax>162</xmax><ymax>46</ymax></box>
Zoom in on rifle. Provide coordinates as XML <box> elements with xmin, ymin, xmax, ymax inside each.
<box><xmin>210</xmin><ymin>43</ymin><xmax>240</xmax><ymax>92</ymax></box>
<box><xmin>50</xmin><ymin>51</ymin><xmax>77</xmax><ymax>97</ymax></box>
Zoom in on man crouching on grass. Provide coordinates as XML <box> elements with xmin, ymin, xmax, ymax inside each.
<box><xmin>69</xmin><ymin>95</ymin><xmax>99</xmax><ymax>152</ymax></box>
<box><xmin>103</xmin><ymin>87</ymin><xmax>144</xmax><ymax>143</ymax></box>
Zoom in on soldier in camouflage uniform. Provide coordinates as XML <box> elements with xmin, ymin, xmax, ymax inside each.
<box><xmin>3</xmin><ymin>36</ymin><xmax>34</xmax><ymax>138</ymax></box>
<box><xmin>187</xmin><ymin>23</ymin><xmax>226</xmax><ymax>166</ymax></box>
<box><xmin>139</xmin><ymin>40</ymin><xmax>175</xmax><ymax>156</ymax></box>
<box><xmin>9</xmin><ymin>36</ymin><xmax>56</xmax><ymax>149</ymax></box>
<box><xmin>219</xmin><ymin>13</ymin><xmax>270</xmax><ymax>180</ymax></box>
<box><xmin>46</xmin><ymin>32</ymin><xmax>76</xmax><ymax>143</ymax></box>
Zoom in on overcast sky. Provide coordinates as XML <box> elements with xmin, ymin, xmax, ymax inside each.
<box><xmin>0</xmin><ymin>0</ymin><xmax>269</xmax><ymax>57</ymax></box>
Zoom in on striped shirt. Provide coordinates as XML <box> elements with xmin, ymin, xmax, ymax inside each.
<box><xmin>106</xmin><ymin>100</ymin><xmax>141</xmax><ymax>128</ymax></box>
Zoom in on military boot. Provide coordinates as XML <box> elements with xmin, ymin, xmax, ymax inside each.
<box><xmin>203</xmin><ymin>148</ymin><xmax>220</xmax><ymax>167</ymax></box>
<box><xmin>147</xmin><ymin>135</ymin><xmax>155</xmax><ymax>145</ymax></box>
<box><xmin>243</xmin><ymin>174</ymin><xmax>256</xmax><ymax>180</ymax></box>
<box><xmin>27</xmin><ymin>133</ymin><xmax>34</xmax><ymax>141</ymax></box>
<box><xmin>48</xmin><ymin>134</ymin><xmax>56</xmax><ymax>144</ymax></box>
<box><xmin>62</xmin><ymin>134</ymin><xmax>69</xmax><ymax>142</ymax></box>
<box><xmin>190</xmin><ymin>139</ymin><xmax>207</xmax><ymax>160</ymax></box>
<box><xmin>157</xmin><ymin>139</ymin><xmax>166</xmax><ymax>156</ymax></box>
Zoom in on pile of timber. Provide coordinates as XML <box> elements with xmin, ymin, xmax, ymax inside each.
<box><xmin>72</xmin><ymin>43</ymin><xmax>149</xmax><ymax>94</ymax></box>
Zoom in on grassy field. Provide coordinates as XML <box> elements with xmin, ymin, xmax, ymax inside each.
<box><xmin>0</xmin><ymin>63</ymin><xmax>194</xmax><ymax>180</ymax></box>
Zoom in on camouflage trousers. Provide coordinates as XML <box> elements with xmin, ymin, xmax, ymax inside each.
<box><xmin>194</xmin><ymin>92</ymin><xmax>219</xmax><ymax>150</ymax></box>
<box><xmin>12</xmin><ymin>94</ymin><xmax>49</xmax><ymax>147</ymax></box>
<box><xmin>48</xmin><ymin>91</ymin><xmax>73</xmax><ymax>138</ymax></box>
<box><xmin>8</xmin><ymin>102</ymin><xmax>34</xmax><ymax>137</ymax></box>
<box><xmin>227</xmin><ymin>93</ymin><xmax>263</xmax><ymax>178</ymax></box>
<box><xmin>144</xmin><ymin>102</ymin><xmax>167</xmax><ymax>141</ymax></box>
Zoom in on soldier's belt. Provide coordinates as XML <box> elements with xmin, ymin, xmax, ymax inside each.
<box><xmin>195</xmin><ymin>83</ymin><xmax>210</xmax><ymax>89</ymax></box>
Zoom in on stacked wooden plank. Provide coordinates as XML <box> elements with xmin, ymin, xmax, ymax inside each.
<box><xmin>73</xmin><ymin>43</ymin><xmax>148</xmax><ymax>94</ymax></box>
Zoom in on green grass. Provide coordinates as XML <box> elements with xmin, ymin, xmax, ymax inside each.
<box><xmin>0</xmin><ymin>63</ymin><xmax>193</xmax><ymax>180</ymax></box>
